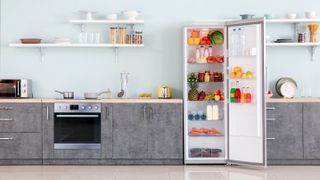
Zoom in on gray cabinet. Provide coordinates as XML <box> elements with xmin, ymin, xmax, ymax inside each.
<box><xmin>110</xmin><ymin>103</ymin><xmax>183</xmax><ymax>160</ymax></box>
<box><xmin>0</xmin><ymin>103</ymin><xmax>42</xmax><ymax>161</ymax></box>
<box><xmin>112</xmin><ymin>104</ymin><xmax>148</xmax><ymax>159</ymax></box>
<box><xmin>303</xmin><ymin>103</ymin><xmax>320</xmax><ymax>159</ymax></box>
<box><xmin>0</xmin><ymin>133</ymin><xmax>42</xmax><ymax>159</ymax></box>
<box><xmin>148</xmin><ymin>104</ymin><xmax>183</xmax><ymax>159</ymax></box>
<box><xmin>266</xmin><ymin>103</ymin><xmax>303</xmax><ymax>160</ymax></box>
<box><xmin>0</xmin><ymin>103</ymin><xmax>41</xmax><ymax>133</ymax></box>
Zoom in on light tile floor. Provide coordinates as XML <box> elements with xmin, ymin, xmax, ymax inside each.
<box><xmin>0</xmin><ymin>165</ymin><xmax>319</xmax><ymax>180</ymax></box>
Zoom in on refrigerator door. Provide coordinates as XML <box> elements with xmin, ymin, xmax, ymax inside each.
<box><xmin>226</xmin><ymin>18</ymin><xmax>266</xmax><ymax>167</ymax></box>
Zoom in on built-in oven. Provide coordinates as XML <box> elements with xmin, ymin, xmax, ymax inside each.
<box><xmin>54</xmin><ymin>103</ymin><xmax>101</xmax><ymax>150</ymax></box>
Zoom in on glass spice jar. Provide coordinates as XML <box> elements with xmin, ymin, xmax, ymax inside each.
<box><xmin>204</xmin><ymin>71</ymin><xmax>210</xmax><ymax>82</ymax></box>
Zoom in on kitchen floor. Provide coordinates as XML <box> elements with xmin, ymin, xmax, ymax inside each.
<box><xmin>0</xmin><ymin>165</ymin><xmax>319</xmax><ymax>180</ymax></box>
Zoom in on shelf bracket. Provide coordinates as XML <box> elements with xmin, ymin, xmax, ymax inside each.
<box><xmin>310</xmin><ymin>46</ymin><xmax>317</xmax><ymax>61</ymax></box>
<box><xmin>39</xmin><ymin>47</ymin><xmax>45</xmax><ymax>63</ymax></box>
<box><xmin>114</xmin><ymin>47</ymin><xmax>119</xmax><ymax>63</ymax></box>
<box><xmin>80</xmin><ymin>24</ymin><xmax>85</xmax><ymax>32</ymax></box>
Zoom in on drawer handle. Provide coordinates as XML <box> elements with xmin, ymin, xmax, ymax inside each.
<box><xmin>267</xmin><ymin>137</ymin><xmax>276</xmax><ymax>140</ymax></box>
<box><xmin>266</xmin><ymin>118</ymin><xmax>276</xmax><ymax>121</ymax></box>
<box><xmin>0</xmin><ymin>137</ymin><xmax>13</xmax><ymax>140</ymax></box>
<box><xmin>0</xmin><ymin>107</ymin><xmax>13</xmax><ymax>110</ymax></box>
<box><xmin>266</xmin><ymin>107</ymin><xmax>275</xmax><ymax>110</ymax></box>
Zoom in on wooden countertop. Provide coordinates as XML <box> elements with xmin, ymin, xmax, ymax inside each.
<box><xmin>0</xmin><ymin>98</ymin><xmax>183</xmax><ymax>104</ymax></box>
<box><xmin>267</xmin><ymin>98</ymin><xmax>320</xmax><ymax>103</ymax></box>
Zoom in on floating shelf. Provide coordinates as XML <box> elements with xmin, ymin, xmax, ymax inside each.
<box><xmin>266</xmin><ymin>42</ymin><xmax>320</xmax><ymax>47</ymax></box>
<box><xmin>9</xmin><ymin>43</ymin><xmax>144</xmax><ymax>62</ymax></box>
<box><xmin>266</xmin><ymin>19</ymin><xmax>320</xmax><ymax>24</ymax></box>
<box><xmin>69</xmin><ymin>19</ymin><xmax>144</xmax><ymax>25</ymax></box>
<box><xmin>266</xmin><ymin>42</ymin><xmax>319</xmax><ymax>61</ymax></box>
<box><xmin>9</xmin><ymin>43</ymin><xmax>144</xmax><ymax>48</ymax></box>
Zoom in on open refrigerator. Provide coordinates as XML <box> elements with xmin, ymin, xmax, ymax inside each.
<box><xmin>183</xmin><ymin>18</ymin><xmax>267</xmax><ymax>166</ymax></box>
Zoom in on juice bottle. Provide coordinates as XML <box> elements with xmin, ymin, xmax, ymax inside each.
<box><xmin>241</xmin><ymin>87</ymin><xmax>246</xmax><ymax>103</ymax></box>
<box><xmin>234</xmin><ymin>81</ymin><xmax>241</xmax><ymax>103</ymax></box>
<box><xmin>246</xmin><ymin>87</ymin><xmax>252</xmax><ymax>103</ymax></box>
<box><xmin>230</xmin><ymin>82</ymin><xmax>235</xmax><ymax>103</ymax></box>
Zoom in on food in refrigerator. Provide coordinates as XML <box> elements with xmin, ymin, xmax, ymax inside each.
<box><xmin>190</xmin><ymin>148</ymin><xmax>222</xmax><ymax>158</ymax></box>
<box><xmin>188</xmin><ymin>73</ymin><xmax>199</xmax><ymax>101</ymax></box>
<box><xmin>208</xmin><ymin>31</ymin><xmax>224</xmax><ymax>45</ymax></box>
<box><xmin>189</xmin><ymin>128</ymin><xmax>222</xmax><ymax>136</ymax></box>
<box><xmin>198</xmin><ymin>91</ymin><xmax>206</xmax><ymax>101</ymax></box>
<box><xmin>229</xmin><ymin>66</ymin><xmax>254</xmax><ymax>79</ymax></box>
<box><xmin>188</xmin><ymin>30</ymin><xmax>201</xmax><ymax>45</ymax></box>
<box><xmin>211</xmin><ymin>103</ymin><xmax>219</xmax><ymax>120</ymax></box>
<box><xmin>207</xmin><ymin>55</ymin><xmax>224</xmax><ymax>63</ymax></box>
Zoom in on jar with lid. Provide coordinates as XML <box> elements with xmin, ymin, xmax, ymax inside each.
<box><xmin>204</xmin><ymin>71</ymin><xmax>210</xmax><ymax>82</ymax></box>
<box><xmin>119</xmin><ymin>27</ymin><xmax>127</xmax><ymax>44</ymax></box>
<box><xmin>110</xmin><ymin>27</ymin><xmax>117</xmax><ymax>44</ymax></box>
<box><xmin>198</xmin><ymin>71</ymin><xmax>205</xmax><ymax>82</ymax></box>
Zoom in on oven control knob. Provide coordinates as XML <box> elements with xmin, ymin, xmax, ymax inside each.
<box><xmin>81</xmin><ymin>106</ymin><xmax>85</xmax><ymax>110</ymax></box>
<box><xmin>87</xmin><ymin>106</ymin><xmax>92</xmax><ymax>110</ymax></box>
<box><xmin>94</xmin><ymin>106</ymin><xmax>99</xmax><ymax>110</ymax></box>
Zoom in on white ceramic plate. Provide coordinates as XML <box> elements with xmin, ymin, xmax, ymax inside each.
<box><xmin>280</xmin><ymin>81</ymin><xmax>297</xmax><ymax>98</ymax></box>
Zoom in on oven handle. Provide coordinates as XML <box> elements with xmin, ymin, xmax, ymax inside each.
<box><xmin>16</xmin><ymin>80</ymin><xmax>20</xmax><ymax>97</ymax></box>
<box><xmin>56</xmin><ymin>114</ymin><xmax>100</xmax><ymax>118</ymax></box>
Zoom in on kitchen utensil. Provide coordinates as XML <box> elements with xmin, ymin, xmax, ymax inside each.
<box><xmin>107</xmin><ymin>14</ymin><xmax>118</xmax><ymax>20</ymax></box>
<box><xmin>55</xmin><ymin>90</ymin><xmax>74</xmax><ymax>99</ymax></box>
<box><xmin>84</xmin><ymin>91</ymin><xmax>108</xmax><ymax>99</ymax></box>
<box><xmin>122</xmin><ymin>10</ymin><xmax>140</xmax><ymax>20</ymax></box>
<box><xmin>240</xmin><ymin>14</ymin><xmax>254</xmax><ymax>19</ymax></box>
<box><xmin>117</xmin><ymin>90</ymin><xmax>124</xmax><ymax>98</ymax></box>
<box><xmin>275</xmin><ymin>77</ymin><xmax>297</xmax><ymax>98</ymax></box>
<box><xmin>119</xmin><ymin>72</ymin><xmax>129</xmax><ymax>98</ymax></box>
<box><xmin>305</xmin><ymin>11</ymin><xmax>316</xmax><ymax>19</ymax></box>
<box><xmin>308</xmin><ymin>23</ymin><xmax>319</xmax><ymax>42</ymax></box>
<box><xmin>158</xmin><ymin>85</ymin><xmax>172</xmax><ymax>99</ymax></box>
<box><xmin>287</xmin><ymin>13</ymin><xmax>297</xmax><ymax>19</ymax></box>
<box><xmin>20</xmin><ymin>38</ymin><xmax>42</xmax><ymax>44</ymax></box>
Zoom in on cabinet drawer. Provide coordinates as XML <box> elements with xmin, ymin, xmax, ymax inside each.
<box><xmin>0</xmin><ymin>103</ymin><xmax>41</xmax><ymax>132</ymax></box>
<box><xmin>0</xmin><ymin>133</ymin><xmax>42</xmax><ymax>159</ymax></box>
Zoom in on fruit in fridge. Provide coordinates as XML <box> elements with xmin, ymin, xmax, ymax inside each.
<box><xmin>188</xmin><ymin>73</ymin><xmax>199</xmax><ymax>101</ymax></box>
<box><xmin>208</xmin><ymin>31</ymin><xmax>224</xmax><ymax>45</ymax></box>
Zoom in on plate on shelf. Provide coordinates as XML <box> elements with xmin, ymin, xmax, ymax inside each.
<box><xmin>275</xmin><ymin>77</ymin><xmax>297</xmax><ymax>98</ymax></box>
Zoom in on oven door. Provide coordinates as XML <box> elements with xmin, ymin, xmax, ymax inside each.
<box><xmin>54</xmin><ymin>113</ymin><xmax>101</xmax><ymax>150</ymax></box>
<box><xmin>0</xmin><ymin>80</ymin><xmax>20</xmax><ymax>98</ymax></box>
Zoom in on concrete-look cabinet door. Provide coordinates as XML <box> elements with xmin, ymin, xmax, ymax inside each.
<box><xmin>112</xmin><ymin>104</ymin><xmax>148</xmax><ymax>159</ymax></box>
<box><xmin>0</xmin><ymin>133</ymin><xmax>42</xmax><ymax>159</ymax></box>
<box><xmin>148</xmin><ymin>104</ymin><xmax>183</xmax><ymax>159</ymax></box>
<box><xmin>303</xmin><ymin>103</ymin><xmax>320</xmax><ymax>159</ymax></box>
<box><xmin>267</xmin><ymin>103</ymin><xmax>303</xmax><ymax>160</ymax></box>
<box><xmin>0</xmin><ymin>103</ymin><xmax>42</xmax><ymax>133</ymax></box>
<box><xmin>101</xmin><ymin>104</ymin><xmax>113</xmax><ymax>159</ymax></box>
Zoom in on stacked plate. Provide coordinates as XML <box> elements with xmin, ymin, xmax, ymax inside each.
<box><xmin>53</xmin><ymin>37</ymin><xmax>72</xmax><ymax>44</ymax></box>
<box><xmin>275</xmin><ymin>77</ymin><xmax>297</xmax><ymax>98</ymax></box>
<box><xmin>274</xmin><ymin>39</ymin><xmax>294</xmax><ymax>43</ymax></box>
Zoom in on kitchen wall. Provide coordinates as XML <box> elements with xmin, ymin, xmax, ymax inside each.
<box><xmin>1</xmin><ymin>0</ymin><xmax>320</xmax><ymax>98</ymax></box>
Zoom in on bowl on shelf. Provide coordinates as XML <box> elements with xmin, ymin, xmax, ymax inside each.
<box><xmin>122</xmin><ymin>10</ymin><xmax>140</xmax><ymax>20</ymax></box>
<box><xmin>305</xmin><ymin>11</ymin><xmax>316</xmax><ymax>19</ymax></box>
<box><xmin>287</xmin><ymin>13</ymin><xmax>297</xmax><ymax>19</ymax></box>
<box><xmin>107</xmin><ymin>14</ymin><xmax>118</xmax><ymax>20</ymax></box>
<box><xmin>240</xmin><ymin>14</ymin><xmax>255</xmax><ymax>19</ymax></box>
<box><xmin>20</xmin><ymin>38</ymin><xmax>42</xmax><ymax>44</ymax></box>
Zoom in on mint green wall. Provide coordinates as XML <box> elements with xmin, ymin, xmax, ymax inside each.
<box><xmin>1</xmin><ymin>0</ymin><xmax>319</xmax><ymax>98</ymax></box>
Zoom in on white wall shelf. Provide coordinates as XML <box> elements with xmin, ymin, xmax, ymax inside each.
<box><xmin>9</xmin><ymin>43</ymin><xmax>144</xmax><ymax>48</ymax></box>
<box><xmin>266</xmin><ymin>42</ymin><xmax>318</xmax><ymax>61</ymax></box>
<box><xmin>69</xmin><ymin>19</ymin><xmax>144</xmax><ymax>25</ymax></box>
<box><xmin>266</xmin><ymin>19</ymin><xmax>320</xmax><ymax>24</ymax></box>
<box><xmin>9</xmin><ymin>43</ymin><xmax>144</xmax><ymax>62</ymax></box>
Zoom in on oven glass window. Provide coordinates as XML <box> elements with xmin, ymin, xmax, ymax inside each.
<box><xmin>54</xmin><ymin>113</ymin><xmax>101</xmax><ymax>143</ymax></box>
